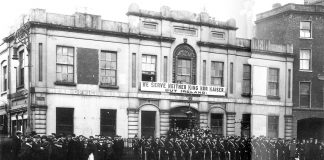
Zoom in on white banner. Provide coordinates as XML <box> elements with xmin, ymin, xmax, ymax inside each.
<box><xmin>252</xmin><ymin>115</ymin><xmax>267</xmax><ymax>137</ymax></box>
<box><xmin>140</xmin><ymin>81</ymin><xmax>226</xmax><ymax>96</ymax></box>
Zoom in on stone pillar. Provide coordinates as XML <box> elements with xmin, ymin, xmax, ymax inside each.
<box><xmin>199</xmin><ymin>112</ymin><xmax>208</xmax><ymax>128</ymax></box>
<box><xmin>31</xmin><ymin>105</ymin><xmax>47</xmax><ymax>135</ymax></box>
<box><xmin>160</xmin><ymin>110</ymin><xmax>170</xmax><ymax>137</ymax></box>
<box><xmin>226</xmin><ymin>112</ymin><xmax>236</xmax><ymax>136</ymax></box>
<box><xmin>128</xmin><ymin>108</ymin><xmax>139</xmax><ymax>138</ymax></box>
<box><xmin>284</xmin><ymin>115</ymin><xmax>293</xmax><ymax>139</ymax></box>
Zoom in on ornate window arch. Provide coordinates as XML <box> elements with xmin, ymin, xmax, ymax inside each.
<box><xmin>173</xmin><ymin>44</ymin><xmax>196</xmax><ymax>84</ymax></box>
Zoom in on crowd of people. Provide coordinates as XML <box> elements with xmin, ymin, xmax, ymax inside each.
<box><xmin>0</xmin><ymin>127</ymin><xmax>323</xmax><ymax>160</ymax></box>
<box><xmin>0</xmin><ymin>131</ymin><xmax>124</xmax><ymax>160</ymax></box>
<box><xmin>133</xmin><ymin>127</ymin><xmax>324</xmax><ymax>160</ymax></box>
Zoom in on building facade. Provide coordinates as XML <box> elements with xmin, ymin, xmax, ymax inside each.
<box><xmin>255</xmin><ymin>0</ymin><xmax>324</xmax><ymax>140</ymax></box>
<box><xmin>0</xmin><ymin>4</ymin><xmax>293</xmax><ymax>138</ymax></box>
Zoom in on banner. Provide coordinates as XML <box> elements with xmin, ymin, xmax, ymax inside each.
<box><xmin>140</xmin><ymin>81</ymin><xmax>226</xmax><ymax>96</ymax></box>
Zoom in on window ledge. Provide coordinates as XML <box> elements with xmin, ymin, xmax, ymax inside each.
<box><xmin>241</xmin><ymin>93</ymin><xmax>251</xmax><ymax>97</ymax></box>
<box><xmin>299</xmin><ymin>70</ymin><xmax>312</xmax><ymax>72</ymax></box>
<box><xmin>54</xmin><ymin>81</ymin><xmax>76</xmax><ymax>86</ymax></box>
<box><xmin>16</xmin><ymin>85</ymin><xmax>25</xmax><ymax>90</ymax></box>
<box><xmin>99</xmin><ymin>85</ymin><xmax>119</xmax><ymax>89</ymax></box>
<box><xmin>299</xmin><ymin>37</ymin><xmax>313</xmax><ymax>40</ymax></box>
<box><xmin>267</xmin><ymin>95</ymin><xmax>280</xmax><ymax>100</ymax></box>
<box><xmin>0</xmin><ymin>91</ymin><xmax>7</xmax><ymax>96</ymax></box>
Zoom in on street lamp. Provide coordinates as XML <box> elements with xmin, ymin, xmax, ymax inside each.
<box><xmin>185</xmin><ymin>95</ymin><xmax>193</xmax><ymax>129</ymax></box>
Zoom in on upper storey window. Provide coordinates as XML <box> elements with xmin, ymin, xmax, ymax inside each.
<box><xmin>56</xmin><ymin>46</ymin><xmax>74</xmax><ymax>83</ymax></box>
<box><xmin>143</xmin><ymin>22</ymin><xmax>158</xmax><ymax>31</ymax></box>
<box><xmin>100</xmin><ymin>51</ymin><xmax>117</xmax><ymax>86</ymax></box>
<box><xmin>173</xmin><ymin>44</ymin><xmax>196</xmax><ymax>84</ymax></box>
<box><xmin>211</xmin><ymin>31</ymin><xmax>225</xmax><ymax>39</ymax></box>
<box><xmin>300</xmin><ymin>21</ymin><xmax>311</xmax><ymax>38</ymax></box>
<box><xmin>142</xmin><ymin>54</ymin><xmax>157</xmax><ymax>82</ymax></box>
<box><xmin>174</xmin><ymin>27</ymin><xmax>197</xmax><ymax>36</ymax></box>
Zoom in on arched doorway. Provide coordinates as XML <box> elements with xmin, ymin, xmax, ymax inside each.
<box><xmin>170</xmin><ymin>106</ymin><xmax>199</xmax><ymax>130</ymax></box>
<box><xmin>297</xmin><ymin>118</ymin><xmax>324</xmax><ymax>141</ymax></box>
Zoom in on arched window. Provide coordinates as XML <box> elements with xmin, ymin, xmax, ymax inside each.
<box><xmin>173</xmin><ymin>44</ymin><xmax>196</xmax><ymax>84</ymax></box>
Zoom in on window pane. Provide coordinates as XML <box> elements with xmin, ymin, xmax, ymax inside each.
<box><xmin>62</xmin><ymin>47</ymin><xmax>68</xmax><ymax>56</ymax></box>
<box><xmin>68</xmin><ymin>48</ymin><xmax>74</xmax><ymax>56</ymax></box>
<box><xmin>300</xmin><ymin>22</ymin><xmax>310</xmax><ymax>29</ymax></box>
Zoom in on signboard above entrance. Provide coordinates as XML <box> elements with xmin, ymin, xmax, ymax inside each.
<box><xmin>140</xmin><ymin>81</ymin><xmax>226</xmax><ymax>96</ymax></box>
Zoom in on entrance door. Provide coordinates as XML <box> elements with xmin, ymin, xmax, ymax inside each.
<box><xmin>100</xmin><ymin>109</ymin><xmax>116</xmax><ymax>137</ymax></box>
<box><xmin>241</xmin><ymin>114</ymin><xmax>251</xmax><ymax>137</ymax></box>
<box><xmin>170</xmin><ymin>106</ymin><xmax>199</xmax><ymax>130</ymax></box>
<box><xmin>211</xmin><ymin>114</ymin><xmax>223</xmax><ymax>136</ymax></box>
<box><xmin>297</xmin><ymin>118</ymin><xmax>324</xmax><ymax>141</ymax></box>
<box><xmin>141</xmin><ymin>111</ymin><xmax>156</xmax><ymax>138</ymax></box>
<box><xmin>56</xmin><ymin>108</ymin><xmax>74</xmax><ymax>135</ymax></box>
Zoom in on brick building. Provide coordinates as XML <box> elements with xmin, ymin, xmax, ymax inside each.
<box><xmin>255</xmin><ymin>0</ymin><xmax>324</xmax><ymax>140</ymax></box>
<box><xmin>0</xmin><ymin>4</ymin><xmax>293</xmax><ymax>138</ymax></box>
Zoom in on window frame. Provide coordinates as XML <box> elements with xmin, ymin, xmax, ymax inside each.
<box><xmin>55</xmin><ymin>45</ymin><xmax>75</xmax><ymax>85</ymax></box>
<box><xmin>242</xmin><ymin>64</ymin><xmax>251</xmax><ymax>96</ymax></box>
<box><xmin>299</xmin><ymin>81</ymin><xmax>311</xmax><ymax>108</ymax></box>
<box><xmin>141</xmin><ymin>54</ymin><xmax>157</xmax><ymax>82</ymax></box>
<box><xmin>99</xmin><ymin>50</ymin><xmax>118</xmax><ymax>87</ymax></box>
<box><xmin>210</xmin><ymin>61</ymin><xmax>224</xmax><ymax>87</ymax></box>
<box><xmin>18</xmin><ymin>50</ymin><xmax>24</xmax><ymax>88</ymax></box>
<box><xmin>142</xmin><ymin>21</ymin><xmax>158</xmax><ymax>31</ymax></box>
<box><xmin>300</xmin><ymin>21</ymin><xmax>312</xmax><ymax>39</ymax></box>
<box><xmin>176</xmin><ymin>58</ymin><xmax>192</xmax><ymax>84</ymax></box>
<box><xmin>2</xmin><ymin>65</ymin><xmax>7</xmax><ymax>92</ymax></box>
<box><xmin>299</xmin><ymin>49</ymin><xmax>312</xmax><ymax>71</ymax></box>
<box><xmin>211</xmin><ymin>31</ymin><xmax>225</xmax><ymax>39</ymax></box>
<box><xmin>267</xmin><ymin>68</ymin><xmax>280</xmax><ymax>98</ymax></box>
<box><xmin>267</xmin><ymin>115</ymin><xmax>279</xmax><ymax>138</ymax></box>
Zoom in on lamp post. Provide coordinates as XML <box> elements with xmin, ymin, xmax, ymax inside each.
<box><xmin>185</xmin><ymin>95</ymin><xmax>193</xmax><ymax>129</ymax></box>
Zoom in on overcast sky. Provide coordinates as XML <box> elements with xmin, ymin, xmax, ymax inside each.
<box><xmin>0</xmin><ymin>0</ymin><xmax>304</xmax><ymax>41</ymax></box>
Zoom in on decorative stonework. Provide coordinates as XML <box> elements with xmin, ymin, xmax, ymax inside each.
<box><xmin>172</xmin><ymin>44</ymin><xmax>197</xmax><ymax>84</ymax></box>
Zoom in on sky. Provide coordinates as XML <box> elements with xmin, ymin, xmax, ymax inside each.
<box><xmin>0</xmin><ymin>0</ymin><xmax>304</xmax><ymax>41</ymax></box>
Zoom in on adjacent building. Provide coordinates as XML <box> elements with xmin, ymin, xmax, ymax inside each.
<box><xmin>0</xmin><ymin>4</ymin><xmax>293</xmax><ymax>139</ymax></box>
<box><xmin>255</xmin><ymin>0</ymin><xmax>324</xmax><ymax>140</ymax></box>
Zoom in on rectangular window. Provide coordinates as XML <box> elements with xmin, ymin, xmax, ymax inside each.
<box><xmin>288</xmin><ymin>69</ymin><xmax>291</xmax><ymax>98</ymax></box>
<box><xmin>143</xmin><ymin>22</ymin><xmax>157</xmax><ymax>30</ymax></box>
<box><xmin>100</xmin><ymin>109</ymin><xmax>116</xmax><ymax>137</ymax></box>
<box><xmin>163</xmin><ymin>56</ymin><xmax>168</xmax><ymax>82</ymax></box>
<box><xmin>242</xmin><ymin>64</ymin><xmax>251</xmax><ymax>95</ymax></box>
<box><xmin>212</xmin><ymin>31</ymin><xmax>225</xmax><ymax>39</ymax></box>
<box><xmin>230</xmin><ymin>62</ymin><xmax>233</xmax><ymax>94</ymax></box>
<box><xmin>142</xmin><ymin>55</ymin><xmax>157</xmax><ymax>82</ymax></box>
<box><xmin>300</xmin><ymin>82</ymin><xmax>311</xmax><ymax>108</ymax></box>
<box><xmin>211</xmin><ymin>114</ymin><xmax>223</xmax><ymax>136</ymax></box>
<box><xmin>268</xmin><ymin>68</ymin><xmax>279</xmax><ymax>97</ymax></box>
<box><xmin>56</xmin><ymin>46</ymin><xmax>74</xmax><ymax>83</ymax></box>
<box><xmin>132</xmin><ymin>53</ymin><xmax>136</xmax><ymax>87</ymax></box>
<box><xmin>56</xmin><ymin>108</ymin><xmax>74</xmax><ymax>135</ymax></box>
<box><xmin>203</xmin><ymin>60</ymin><xmax>206</xmax><ymax>85</ymax></box>
<box><xmin>300</xmin><ymin>49</ymin><xmax>311</xmax><ymax>70</ymax></box>
<box><xmin>3</xmin><ymin>66</ymin><xmax>7</xmax><ymax>91</ymax></box>
<box><xmin>211</xmin><ymin>61</ymin><xmax>224</xmax><ymax>86</ymax></box>
<box><xmin>268</xmin><ymin>116</ymin><xmax>279</xmax><ymax>138</ymax></box>
<box><xmin>174</xmin><ymin>27</ymin><xmax>197</xmax><ymax>36</ymax></box>
<box><xmin>39</xmin><ymin>43</ymin><xmax>43</xmax><ymax>81</ymax></box>
<box><xmin>300</xmin><ymin>21</ymin><xmax>311</xmax><ymax>38</ymax></box>
<box><xmin>141</xmin><ymin>111</ymin><xmax>156</xmax><ymax>138</ymax></box>
<box><xmin>241</xmin><ymin>114</ymin><xmax>251</xmax><ymax>137</ymax></box>
<box><xmin>19</xmin><ymin>51</ymin><xmax>24</xmax><ymax>87</ymax></box>
<box><xmin>176</xmin><ymin>59</ymin><xmax>192</xmax><ymax>84</ymax></box>
<box><xmin>100</xmin><ymin>51</ymin><xmax>117</xmax><ymax>86</ymax></box>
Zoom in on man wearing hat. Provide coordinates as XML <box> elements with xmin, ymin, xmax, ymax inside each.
<box><xmin>11</xmin><ymin>130</ymin><xmax>22</xmax><ymax>160</ymax></box>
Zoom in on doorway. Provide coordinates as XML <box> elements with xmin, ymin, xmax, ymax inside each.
<box><xmin>170</xmin><ymin>106</ymin><xmax>199</xmax><ymax>130</ymax></box>
<box><xmin>297</xmin><ymin>118</ymin><xmax>324</xmax><ymax>141</ymax></box>
<box><xmin>141</xmin><ymin>111</ymin><xmax>156</xmax><ymax>138</ymax></box>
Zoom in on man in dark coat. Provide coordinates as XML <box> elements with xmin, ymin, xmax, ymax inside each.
<box><xmin>11</xmin><ymin>130</ymin><xmax>22</xmax><ymax>160</ymax></box>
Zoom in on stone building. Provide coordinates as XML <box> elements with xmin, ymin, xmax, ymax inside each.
<box><xmin>0</xmin><ymin>4</ymin><xmax>293</xmax><ymax>138</ymax></box>
<box><xmin>255</xmin><ymin>0</ymin><xmax>324</xmax><ymax>140</ymax></box>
